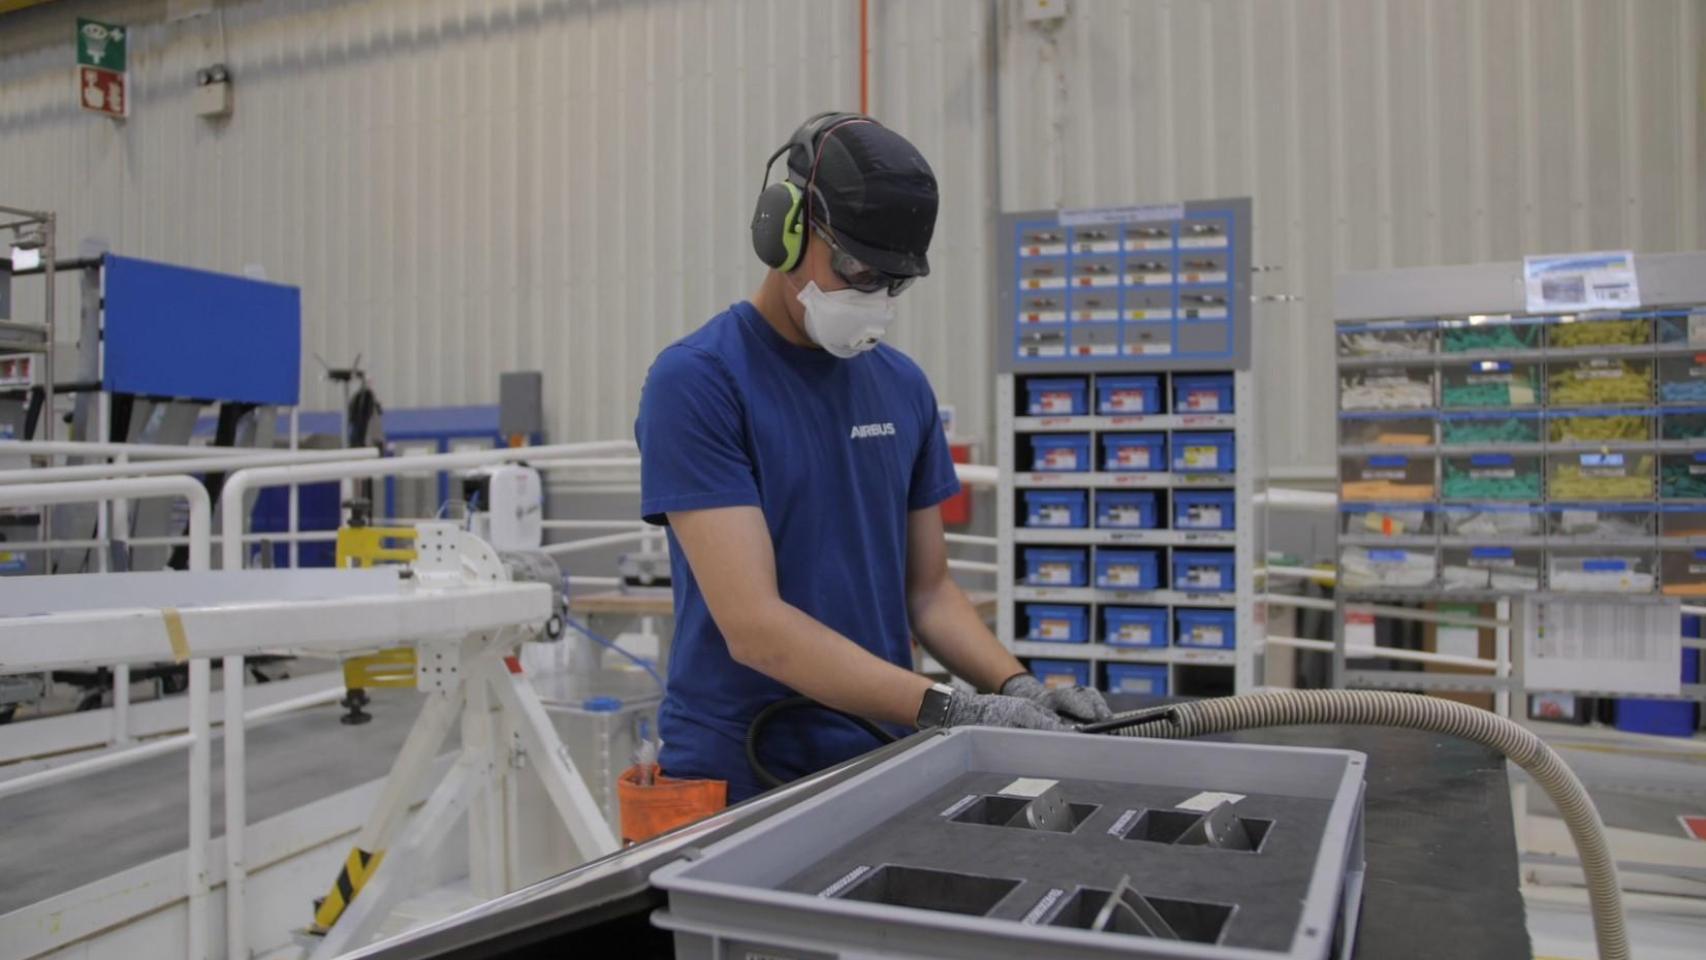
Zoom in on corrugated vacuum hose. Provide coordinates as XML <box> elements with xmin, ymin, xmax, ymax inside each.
<box><xmin>1106</xmin><ymin>690</ymin><xmax>1627</xmax><ymax>960</ymax></box>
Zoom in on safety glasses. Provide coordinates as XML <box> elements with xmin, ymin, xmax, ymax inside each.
<box><xmin>814</xmin><ymin>227</ymin><xmax>915</xmax><ymax>297</ymax></box>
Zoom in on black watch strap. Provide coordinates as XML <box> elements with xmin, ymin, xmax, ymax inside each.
<box><xmin>915</xmin><ymin>682</ymin><xmax>955</xmax><ymax>729</ymax></box>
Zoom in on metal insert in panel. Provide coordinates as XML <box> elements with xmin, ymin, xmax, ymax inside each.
<box><xmin>1017</xmin><ymin>325</ymin><xmax>1069</xmax><ymax>359</ymax></box>
<box><xmin>1123</xmin><ymin>322</ymin><xmax>1174</xmax><ymax>358</ymax></box>
<box><xmin>1179</xmin><ymin>290</ymin><xmax>1231</xmax><ymax>321</ymax></box>
<box><xmin>1124</xmin><ymin>255</ymin><xmax>1175</xmax><ymax>289</ymax></box>
<box><xmin>1019</xmin><ymin>291</ymin><xmax>1068</xmax><ymax>324</ymax></box>
<box><xmin>1069</xmin><ymin>289</ymin><xmax>1119</xmax><ymax>323</ymax></box>
<box><xmin>1070</xmin><ymin>225</ymin><xmax>1121</xmax><ymax>255</ymax></box>
<box><xmin>1177</xmin><ymin>251</ymin><xmax>1230</xmax><ymax>286</ymax></box>
<box><xmin>1124</xmin><ymin>222</ymin><xmax>1176</xmax><ymax>253</ymax></box>
<box><xmin>1020</xmin><ymin>226</ymin><xmax>1068</xmax><ymax>257</ymax></box>
<box><xmin>1071</xmin><ymin>255</ymin><xmax>1121</xmax><ymax>290</ymax></box>
<box><xmin>1020</xmin><ymin>258</ymin><xmax>1069</xmax><ymax>291</ymax></box>
<box><xmin>1071</xmin><ymin>323</ymin><xmax>1120</xmax><ymax>358</ymax></box>
<box><xmin>1123</xmin><ymin>288</ymin><xmax>1175</xmax><ymax>323</ymax></box>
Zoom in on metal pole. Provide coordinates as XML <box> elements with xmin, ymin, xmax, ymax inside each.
<box><xmin>41</xmin><ymin>214</ymin><xmax>55</xmax><ymax>446</ymax></box>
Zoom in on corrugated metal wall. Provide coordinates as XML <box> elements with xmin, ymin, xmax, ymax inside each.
<box><xmin>2</xmin><ymin>0</ymin><xmax>1702</xmax><ymax>472</ymax></box>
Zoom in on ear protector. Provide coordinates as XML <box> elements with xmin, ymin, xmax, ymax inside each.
<box><xmin>750</xmin><ymin>111</ymin><xmax>876</xmax><ymax>272</ymax></box>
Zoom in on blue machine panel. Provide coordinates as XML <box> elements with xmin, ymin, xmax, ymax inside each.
<box><xmin>103</xmin><ymin>255</ymin><xmax>301</xmax><ymax>405</ymax></box>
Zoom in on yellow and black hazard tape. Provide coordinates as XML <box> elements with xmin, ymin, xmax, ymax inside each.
<box><xmin>311</xmin><ymin>846</ymin><xmax>384</xmax><ymax>932</ymax></box>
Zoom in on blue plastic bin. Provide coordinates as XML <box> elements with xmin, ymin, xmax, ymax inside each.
<box><xmin>1096</xmin><ymin>490</ymin><xmax>1159</xmax><ymax>529</ymax></box>
<box><xmin>1097</xmin><ymin>375</ymin><xmax>1161</xmax><ymax>415</ymax></box>
<box><xmin>1173</xmin><ymin>549</ymin><xmax>1236</xmax><ymax>592</ymax></box>
<box><xmin>1176</xmin><ymin>608</ymin><xmax>1237</xmax><ymax>649</ymax></box>
<box><xmin>1095</xmin><ymin>548</ymin><xmax>1161</xmax><ymax>590</ymax></box>
<box><xmin>1172</xmin><ymin>431</ymin><xmax>1236</xmax><ymax>473</ymax></box>
<box><xmin>1025</xmin><ymin>604</ymin><xmax>1089</xmax><ymax>643</ymax></box>
<box><xmin>1030</xmin><ymin>658</ymin><xmax>1091</xmax><ymax>689</ymax></box>
<box><xmin>1024</xmin><ymin>547</ymin><xmax>1088</xmax><ymax>587</ymax></box>
<box><xmin>1616</xmin><ymin>615</ymin><xmax>1702</xmax><ymax>737</ymax></box>
<box><xmin>1031</xmin><ymin>434</ymin><xmax>1091</xmax><ymax>472</ymax></box>
<box><xmin>1106</xmin><ymin>663</ymin><xmax>1169</xmax><ymax>695</ymax></box>
<box><xmin>1026</xmin><ymin>377</ymin><xmax>1089</xmax><ymax>416</ymax></box>
<box><xmin>1174</xmin><ymin>373</ymin><xmax>1235</xmax><ymax>414</ymax></box>
<box><xmin>1024</xmin><ymin>490</ymin><xmax>1088</xmax><ymax>528</ymax></box>
<box><xmin>1104</xmin><ymin>433</ymin><xmax>1167</xmax><ymax>472</ymax></box>
<box><xmin>1104</xmin><ymin>606</ymin><xmax>1168</xmax><ymax>648</ymax></box>
<box><xmin>1174</xmin><ymin>489</ymin><xmax>1236</xmax><ymax>530</ymax></box>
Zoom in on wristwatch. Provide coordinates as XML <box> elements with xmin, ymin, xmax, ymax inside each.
<box><xmin>915</xmin><ymin>682</ymin><xmax>956</xmax><ymax>729</ymax></box>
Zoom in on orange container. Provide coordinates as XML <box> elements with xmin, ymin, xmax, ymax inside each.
<box><xmin>616</xmin><ymin>765</ymin><xmax>727</xmax><ymax>845</ymax></box>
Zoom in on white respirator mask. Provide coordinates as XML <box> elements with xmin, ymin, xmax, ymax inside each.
<box><xmin>796</xmin><ymin>281</ymin><xmax>898</xmax><ymax>359</ymax></box>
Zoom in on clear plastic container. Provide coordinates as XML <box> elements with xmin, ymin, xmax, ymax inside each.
<box><xmin>1340</xmin><ymin>503</ymin><xmax>1435</xmax><ymax>537</ymax></box>
<box><xmin>1661</xmin><ymin>451</ymin><xmax>1706</xmax><ymax>499</ymax></box>
<box><xmin>1441</xmin><ymin>503</ymin><xmax>1545</xmax><ymax>539</ymax></box>
<box><xmin>1443</xmin><ymin>453</ymin><xmax>1543</xmax><ymax>501</ymax></box>
<box><xmin>1547</xmin><ymin>358</ymin><xmax>1653</xmax><ymax>406</ymax></box>
<box><xmin>1340</xmin><ymin>412</ymin><xmax>1437</xmax><ymax>448</ymax></box>
<box><xmin>1439</xmin><ymin>315</ymin><xmax>1542</xmax><ymax>353</ymax></box>
<box><xmin>1547</xmin><ymin>503</ymin><xmax>1657</xmax><ymax>541</ymax></box>
<box><xmin>1658</xmin><ymin>353</ymin><xmax>1706</xmax><ymax>405</ymax></box>
<box><xmin>1339</xmin><ymin>367</ymin><xmax>1435</xmax><ymax>411</ymax></box>
<box><xmin>1549</xmin><ymin>452</ymin><xmax>1656</xmax><ymax>501</ymax></box>
<box><xmin>1660</xmin><ymin>548</ymin><xmax>1706</xmax><ymax>597</ymax></box>
<box><xmin>1547</xmin><ymin>314</ymin><xmax>1651</xmax><ymax>349</ymax></box>
<box><xmin>1441</xmin><ymin>546</ymin><xmax>1542</xmax><ymax>592</ymax></box>
<box><xmin>1439</xmin><ymin>360</ymin><xmax>1542</xmax><ymax>408</ymax></box>
<box><xmin>1340</xmin><ymin>453</ymin><xmax>1436</xmax><ymax>502</ymax></box>
<box><xmin>1548</xmin><ymin>551</ymin><xmax>1656</xmax><ymax>594</ymax></box>
<box><xmin>1335</xmin><ymin>320</ymin><xmax>1436</xmax><ymax>359</ymax></box>
<box><xmin>1339</xmin><ymin>545</ymin><xmax>1438</xmax><ymax>590</ymax></box>
<box><xmin>1439</xmin><ymin>410</ymin><xmax>1542</xmax><ymax>446</ymax></box>
<box><xmin>1547</xmin><ymin>408</ymin><xmax>1654</xmax><ymax>444</ymax></box>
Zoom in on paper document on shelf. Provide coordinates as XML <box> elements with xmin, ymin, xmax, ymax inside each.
<box><xmin>1522</xmin><ymin>595</ymin><xmax>1680</xmax><ymax>696</ymax></box>
<box><xmin>1523</xmin><ymin>251</ymin><xmax>1641</xmax><ymax>313</ymax></box>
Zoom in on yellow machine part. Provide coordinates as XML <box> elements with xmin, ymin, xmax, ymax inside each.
<box><xmin>335</xmin><ymin>525</ymin><xmax>419</xmax><ymax>568</ymax></box>
<box><xmin>342</xmin><ymin>647</ymin><xmax>418</xmax><ymax>690</ymax></box>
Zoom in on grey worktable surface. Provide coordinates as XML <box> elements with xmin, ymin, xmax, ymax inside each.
<box><xmin>1102</xmin><ymin>694</ymin><xmax>1533</xmax><ymax>960</ymax></box>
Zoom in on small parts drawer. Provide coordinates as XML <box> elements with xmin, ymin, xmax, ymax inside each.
<box><xmin>1341</xmin><ymin>454</ymin><xmax>1435</xmax><ymax>502</ymax></box>
<box><xmin>1440</xmin><ymin>360</ymin><xmax>1541</xmax><ymax>409</ymax></box>
<box><xmin>1443</xmin><ymin>453</ymin><xmax>1543</xmax><ymax>501</ymax></box>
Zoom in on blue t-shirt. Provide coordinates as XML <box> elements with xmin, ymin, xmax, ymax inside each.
<box><xmin>634</xmin><ymin>301</ymin><xmax>961</xmax><ymax>801</ymax></box>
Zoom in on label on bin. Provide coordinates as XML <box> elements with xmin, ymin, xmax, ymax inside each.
<box><xmin>1471</xmin><ymin>467</ymin><xmax>1516</xmax><ymax>479</ymax></box>
<box><xmin>1035</xmin><ymin>617</ymin><xmax>1071</xmax><ymax>640</ymax></box>
<box><xmin>818</xmin><ymin>865</ymin><xmax>872</xmax><ymax>898</ymax></box>
<box><xmin>1033</xmin><ymin>563</ymin><xmax>1074</xmax><ymax>585</ymax></box>
<box><xmin>1032</xmin><ymin>505</ymin><xmax>1073</xmax><ymax>526</ymax></box>
<box><xmin>1183</xmin><ymin>389</ymin><xmax>1223</xmax><ymax>412</ymax></box>
<box><xmin>1103</xmin><ymin>505</ymin><xmax>1142</xmax><ymax>527</ymax></box>
<box><xmin>1105</xmin><ymin>389</ymin><xmax>1148</xmax><ymax>413</ymax></box>
<box><xmin>1022</xmin><ymin>888</ymin><xmax>1068</xmax><ymax>925</ymax></box>
<box><xmin>1038</xmin><ymin>449</ymin><xmax>1079</xmax><ymax>470</ymax></box>
<box><xmin>1115</xmin><ymin>624</ymin><xmax>1152</xmax><ymax>645</ymax></box>
<box><xmin>1187</xmin><ymin>625</ymin><xmax>1226</xmax><ymax>646</ymax></box>
<box><xmin>1116</xmin><ymin>674</ymin><xmax>1157</xmax><ymax>693</ymax></box>
<box><xmin>1113</xmin><ymin>447</ymin><xmax>1153</xmax><ymax>469</ymax></box>
<box><xmin>1102</xmin><ymin>564</ymin><xmax>1142</xmax><ymax>587</ymax></box>
<box><xmin>1183</xmin><ymin>505</ymin><xmax>1223</xmax><ymax>528</ymax></box>
<box><xmin>1033</xmin><ymin>391</ymin><xmax>1075</xmax><ymax>415</ymax></box>
<box><xmin>1185</xmin><ymin>566</ymin><xmax>1224</xmax><ymax>589</ymax></box>
<box><xmin>1182</xmin><ymin>445</ymin><xmax>1219</xmax><ymax>470</ymax></box>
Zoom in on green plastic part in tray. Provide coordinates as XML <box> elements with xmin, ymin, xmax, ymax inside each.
<box><xmin>1549</xmin><ymin>318</ymin><xmax>1649</xmax><ymax>348</ymax></box>
<box><xmin>1442</xmin><ymin>324</ymin><xmax>1539</xmax><ymax>353</ymax></box>
<box><xmin>1442</xmin><ymin>463</ymin><xmax>1543</xmax><ymax>501</ymax></box>
<box><xmin>1663</xmin><ymin>413</ymin><xmax>1706</xmax><ymax>441</ymax></box>
<box><xmin>1549</xmin><ymin>415</ymin><xmax>1650</xmax><ymax>443</ymax></box>
<box><xmin>1441</xmin><ymin>379</ymin><xmax>1539</xmax><ymax>409</ymax></box>
<box><xmin>1442</xmin><ymin>418</ymin><xmax>1540</xmax><ymax>446</ymax></box>
<box><xmin>1662</xmin><ymin>463</ymin><xmax>1706</xmax><ymax>499</ymax></box>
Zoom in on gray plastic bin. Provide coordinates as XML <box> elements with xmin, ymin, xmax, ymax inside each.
<box><xmin>651</xmin><ymin>727</ymin><xmax>1366</xmax><ymax>959</ymax></box>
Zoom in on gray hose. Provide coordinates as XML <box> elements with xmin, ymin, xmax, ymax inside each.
<box><xmin>1111</xmin><ymin>690</ymin><xmax>1626</xmax><ymax>960</ymax></box>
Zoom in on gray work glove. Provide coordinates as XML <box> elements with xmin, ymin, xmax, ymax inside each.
<box><xmin>943</xmin><ymin>690</ymin><xmax>1074</xmax><ymax>732</ymax></box>
<box><xmin>1001</xmin><ymin>673</ymin><xmax>1114</xmax><ymax>723</ymax></box>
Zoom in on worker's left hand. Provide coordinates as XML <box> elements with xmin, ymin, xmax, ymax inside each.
<box><xmin>1000</xmin><ymin>673</ymin><xmax>1113</xmax><ymax>723</ymax></box>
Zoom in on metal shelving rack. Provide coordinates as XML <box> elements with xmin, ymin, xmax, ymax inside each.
<box><xmin>993</xmin><ymin>199</ymin><xmax>1261</xmax><ymax>697</ymax></box>
<box><xmin>1331</xmin><ymin>252</ymin><xmax>1706</xmax><ymax>711</ymax></box>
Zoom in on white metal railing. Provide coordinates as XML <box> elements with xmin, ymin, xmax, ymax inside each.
<box><xmin>0</xmin><ymin>475</ymin><xmax>216</xmax><ymax>960</ymax></box>
<box><xmin>0</xmin><ymin>446</ymin><xmax>380</xmax><ymax>485</ymax></box>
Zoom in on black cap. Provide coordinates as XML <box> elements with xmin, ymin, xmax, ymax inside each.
<box><xmin>788</xmin><ymin>119</ymin><xmax>938</xmax><ymax>278</ymax></box>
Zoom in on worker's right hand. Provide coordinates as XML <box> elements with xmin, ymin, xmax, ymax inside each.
<box><xmin>942</xmin><ymin>691</ymin><xmax>1074</xmax><ymax>732</ymax></box>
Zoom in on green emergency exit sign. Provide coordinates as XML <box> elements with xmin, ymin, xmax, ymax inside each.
<box><xmin>76</xmin><ymin>18</ymin><xmax>127</xmax><ymax>72</ymax></box>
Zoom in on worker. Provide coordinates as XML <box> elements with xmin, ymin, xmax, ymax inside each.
<box><xmin>636</xmin><ymin>112</ymin><xmax>1111</xmax><ymax>802</ymax></box>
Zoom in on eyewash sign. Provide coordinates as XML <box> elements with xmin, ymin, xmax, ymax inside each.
<box><xmin>75</xmin><ymin>18</ymin><xmax>128</xmax><ymax>119</ymax></box>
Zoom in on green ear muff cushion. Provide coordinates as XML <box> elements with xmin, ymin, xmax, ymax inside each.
<box><xmin>750</xmin><ymin>181</ymin><xmax>805</xmax><ymax>271</ymax></box>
